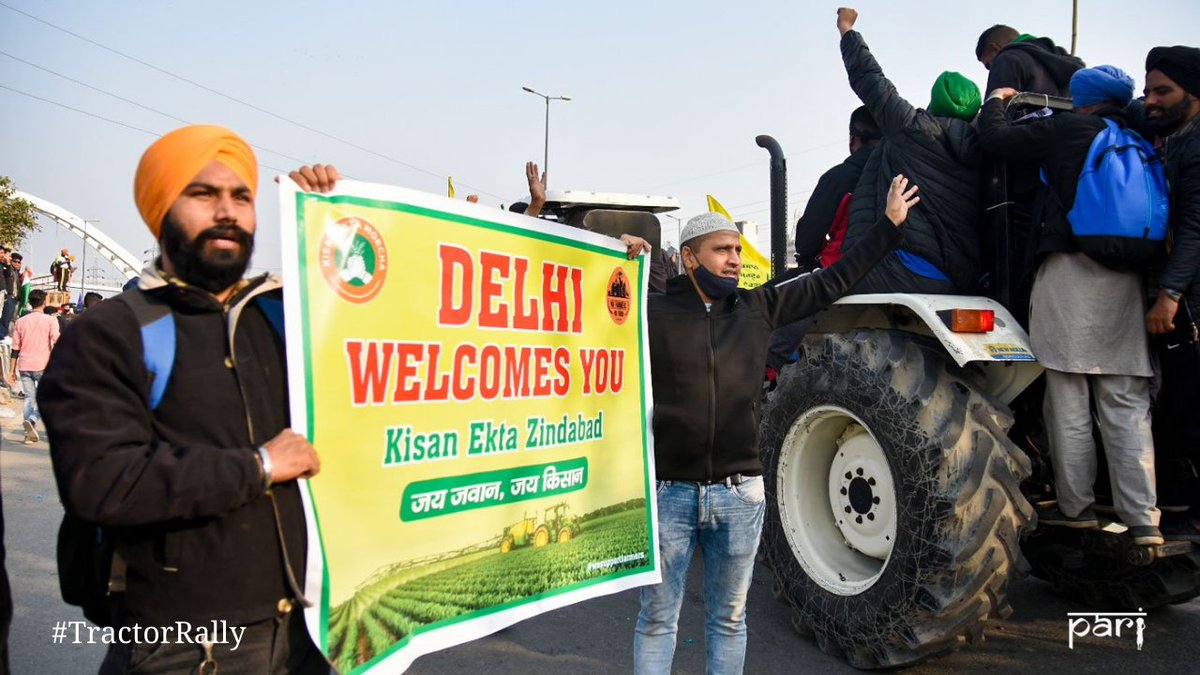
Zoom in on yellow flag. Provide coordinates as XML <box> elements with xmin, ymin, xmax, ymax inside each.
<box><xmin>706</xmin><ymin>194</ymin><xmax>771</xmax><ymax>289</ymax></box>
<box><xmin>447</xmin><ymin>176</ymin><xmax>455</xmax><ymax>199</ymax></box>
<box><xmin>706</xmin><ymin>195</ymin><xmax>734</xmax><ymax>222</ymax></box>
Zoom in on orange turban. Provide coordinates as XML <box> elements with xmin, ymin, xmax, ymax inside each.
<box><xmin>133</xmin><ymin>124</ymin><xmax>257</xmax><ymax>237</ymax></box>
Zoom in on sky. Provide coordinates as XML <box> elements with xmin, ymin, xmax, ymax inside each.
<box><xmin>2</xmin><ymin>0</ymin><xmax>1198</xmax><ymax>285</ymax></box>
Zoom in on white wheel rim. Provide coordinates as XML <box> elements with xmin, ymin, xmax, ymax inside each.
<box><xmin>776</xmin><ymin>405</ymin><xmax>897</xmax><ymax>595</ymax></box>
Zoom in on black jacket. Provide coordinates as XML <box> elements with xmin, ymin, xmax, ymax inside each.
<box><xmin>648</xmin><ymin>219</ymin><xmax>901</xmax><ymax>482</ymax></box>
<box><xmin>1</xmin><ymin>266</ymin><xmax>15</xmax><ymax>297</ymax></box>
<box><xmin>977</xmin><ymin>97</ymin><xmax>1127</xmax><ymax>259</ymax></box>
<box><xmin>1159</xmin><ymin>118</ymin><xmax>1200</xmax><ymax>307</ymax></box>
<box><xmin>39</xmin><ymin>268</ymin><xmax>307</xmax><ymax>627</ymax></box>
<box><xmin>794</xmin><ymin>144</ymin><xmax>876</xmax><ymax>270</ymax></box>
<box><xmin>839</xmin><ymin>30</ymin><xmax>982</xmax><ymax>291</ymax></box>
<box><xmin>986</xmin><ymin>38</ymin><xmax>1084</xmax><ymax>98</ymax></box>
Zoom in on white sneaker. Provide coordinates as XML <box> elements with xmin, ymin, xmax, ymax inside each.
<box><xmin>22</xmin><ymin>419</ymin><xmax>39</xmax><ymax>444</ymax></box>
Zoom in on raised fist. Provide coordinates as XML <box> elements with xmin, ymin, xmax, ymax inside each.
<box><xmin>837</xmin><ymin>7</ymin><xmax>858</xmax><ymax>35</ymax></box>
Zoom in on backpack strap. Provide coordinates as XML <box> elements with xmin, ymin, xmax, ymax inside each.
<box><xmin>253</xmin><ymin>294</ymin><xmax>286</xmax><ymax>341</ymax></box>
<box><xmin>1091</xmin><ymin>118</ymin><xmax>1154</xmax><ymax>170</ymax></box>
<box><xmin>112</xmin><ymin>289</ymin><xmax>176</xmax><ymax>410</ymax></box>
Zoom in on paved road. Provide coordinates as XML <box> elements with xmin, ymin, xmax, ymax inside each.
<box><xmin>3</xmin><ymin>393</ymin><xmax>1198</xmax><ymax>673</ymax></box>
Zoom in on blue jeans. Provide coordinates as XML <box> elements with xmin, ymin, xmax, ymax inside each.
<box><xmin>0</xmin><ymin>296</ymin><xmax>14</xmax><ymax>340</ymax></box>
<box><xmin>20</xmin><ymin>370</ymin><xmax>42</xmax><ymax>424</ymax></box>
<box><xmin>634</xmin><ymin>477</ymin><xmax>766</xmax><ymax>675</ymax></box>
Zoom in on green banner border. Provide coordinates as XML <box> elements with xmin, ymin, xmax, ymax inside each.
<box><xmin>292</xmin><ymin>193</ymin><xmax>656</xmax><ymax>663</ymax></box>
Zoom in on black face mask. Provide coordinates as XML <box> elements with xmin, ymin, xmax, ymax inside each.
<box><xmin>161</xmin><ymin>215</ymin><xmax>255</xmax><ymax>293</ymax></box>
<box><xmin>692</xmin><ymin>263</ymin><xmax>739</xmax><ymax>300</ymax></box>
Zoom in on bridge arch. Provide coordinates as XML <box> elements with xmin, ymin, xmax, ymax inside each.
<box><xmin>15</xmin><ymin>190</ymin><xmax>143</xmax><ymax>281</ymax></box>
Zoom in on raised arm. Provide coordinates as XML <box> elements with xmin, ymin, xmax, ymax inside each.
<box><xmin>761</xmin><ymin>174</ymin><xmax>914</xmax><ymax>327</ymax></box>
<box><xmin>838</xmin><ymin>8</ymin><xmax>917</xmax><ymax>136</ymax></box>
<box><xmin>976</xmin><ymin>90</ymin><xmax>1059</xmax><ymax>161</ymax></box>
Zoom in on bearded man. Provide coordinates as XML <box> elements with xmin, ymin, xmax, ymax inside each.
<box><xmin>39</xmin><ymin>125</ymin><xmax>331</xmax><ymax>674</ymax></box>
<box><xmin>1141</xmin><ymin>46</ymin><xmax>1200</xmax><ymax>540</ymax></box>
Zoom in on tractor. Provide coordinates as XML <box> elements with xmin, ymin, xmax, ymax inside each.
<box><xmin>751</xmin><ymin>98</ymin><xmax>1200</xmax><ymax>668</ymax></box>
<box><xmin>519</xmin><ymin>123</ymin><xmax>1199</xmax><ymax>666</ymax></box>
<box><xmin>499</xmin><ymin>502</ymin><xmax>580</xmax><ymax>553</ymax></box>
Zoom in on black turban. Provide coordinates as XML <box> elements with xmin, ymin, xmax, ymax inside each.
<box><xmin>1147</xmin><ymin>45</ymin><xmax>1200</xmax><ymax>97</ymax></box>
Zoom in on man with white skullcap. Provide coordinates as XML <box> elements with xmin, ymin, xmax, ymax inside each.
<box><xmin>633</xmin><ymin>175</ymin><xmax>916</xmax><ymax>674</ymax></box>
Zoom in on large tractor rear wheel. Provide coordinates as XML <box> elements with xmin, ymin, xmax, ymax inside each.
<box><xmin>534</xmin><ymin>526</ymin><xmax>551</xmax><ymax>548</ymax></box>
<box><xmin>760</xmin><ymin>330</ymin><xmax>1033</xmax><ymax>668</ymax></box>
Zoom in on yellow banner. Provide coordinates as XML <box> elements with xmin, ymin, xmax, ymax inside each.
<box><xmin>279</xmin><ymin>180</ymin><xmax>658</xmax><ymax>674</ymax></box>
<box><xmin>706</xmin><ymin>194</ymin><xmax>770</xmax><ymax>289</ymax></box>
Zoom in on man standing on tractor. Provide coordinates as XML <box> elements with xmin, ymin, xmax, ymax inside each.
<box><xmin>1142</xmin><ymin>45</ymin><xmax>1200</xmax><ymax>542</ymax></box>
<box><xmin>975</xmin><ymin>24</ymin><xmax>1084</xmax><ymax>98</ymax></box>
<box><xmin>632</xmin><ymin>174</ymin><xmax>917</xmax><ymax>674</ymax></box>
<box><xmin>765</xmin><ymin>105</ymin><xmax>881</xmax><ymax>386</ymax></box>
<box><xmin>835</xmin><ymin>7</ymin><xmax>983</xmax><ymax>295</ymax></box>
<box><xmin>51</xmin><ymin>248</ymin><xmax>74</xmax><ymax>293</ymax></box>
<box><xmin>975</xmin><ymin>24</ymin><xmax>1084</xmax><ymax>294</ymax></box>
<box><xmin>979</xmin><ymin>66</ymin><xmax>1164</xmax><ymax>545</ymax></box>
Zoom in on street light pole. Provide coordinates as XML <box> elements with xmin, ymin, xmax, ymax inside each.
<box><xmin>81</xmin><ymin>219</ymin><xmax>98</xmax><ymax>298</ymax></box>
<box><xmin>522</xmin><ymin>86</ymin><xmax>571</xmax><ymax>186</ymax></box>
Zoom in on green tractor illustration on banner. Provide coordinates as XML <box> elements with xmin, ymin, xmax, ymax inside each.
<box><xmin>500</xmin><ymin>502</ymin><xmax>580</xmax><ymax>553</ymax></box>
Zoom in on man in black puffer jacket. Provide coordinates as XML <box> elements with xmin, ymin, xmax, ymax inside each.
<box><xmin>836</xmin><ymin>7</ymin><xmax>982</xmax><ymax>294</ymax></box>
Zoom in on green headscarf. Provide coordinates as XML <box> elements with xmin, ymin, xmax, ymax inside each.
<box><xmin>928</xmin><ymin>71</ymin><xmax>982</xmax><ymax>121</ymax></box>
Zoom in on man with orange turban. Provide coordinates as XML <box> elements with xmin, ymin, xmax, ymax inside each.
<box><xmin>39</xmin><ymin>125</ymin><xmax>337</xmax><ymax>674</ymax></box>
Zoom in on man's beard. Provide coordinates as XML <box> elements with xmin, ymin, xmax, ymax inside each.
<box><xmin>1146</xmin><ymin>94</ymin><xmax>1197</xmax><ymax>135</ymax></box>
<box><xmin>161</xmin><ymin>215</ymin><xmax>254</xmax><ymax>293</ymax></box>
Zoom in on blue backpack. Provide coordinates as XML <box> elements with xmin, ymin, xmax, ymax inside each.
<box><xmin>114</xmin><ymin>287</ymin><xmax>285</xmax><ymax>408</ymax></box>
<box><xmin>1062</xmin><ymin>118</ymin><xmax>1168</xmax><ymax>269</ymax></box>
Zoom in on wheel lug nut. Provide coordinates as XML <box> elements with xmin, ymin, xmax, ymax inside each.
<box><xmin>856</xmin><ymin>468</ymin><xmax>864</xmax><ymax>476</ymax></box>
<box><xmin>867</xmin><ymin>513</ymin><xmax>875</xmax><ymax>521</ymax></box>
<box><xmin>873</xmin><ymin>496</ymin><xmax>880</xmax><ymax>505</ymax></box>
<box><xmin>855</xmin><ymin>515</ymin><xmax>863</xmax><ymax>524</ymax></box>
<box><xmin>840</xmin><ymin>487</ymin><xmax>848</xmax><ymax>495</ymax></box>
<box><xmin>844</xmin><ymin>506</ymin><xmax>851</xmax><ymax>514</ymax></box>
<box><xmin>868</xmin><ymin>477</ymin><xmax>876</xmax><ymax>486</ymax></box>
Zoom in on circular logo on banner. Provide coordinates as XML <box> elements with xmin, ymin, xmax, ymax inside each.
<box><xmin>318</xmin><ymin>217</ymin><xmax>388</xmax><ymax>304</ymax></box>
<box><xmin>606</xmin><ymin>267</ymin><xmax>631</xmax><ymax>325</ymax></box>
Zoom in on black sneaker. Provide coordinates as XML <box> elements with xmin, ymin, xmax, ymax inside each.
<box><xmin>1129</xmin><ymin>526</ymin><xmax>1164</xmax><ymax>546</ymax></box>
<box><xmin>1039</xmin><ymin>505</ymin><xmax>1099</xmax><ymax>528</ymax></box>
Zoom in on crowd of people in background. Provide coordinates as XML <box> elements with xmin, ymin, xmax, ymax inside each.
<box><xmin>0</xmin><ymin>242</ymin><xmax>104</xmax><ymax>445</ymax></box>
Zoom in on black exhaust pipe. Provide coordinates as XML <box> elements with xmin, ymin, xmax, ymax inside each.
<box><xmin>755</xmin><ymin>135</ymin><xmax>787</xmax><ymax>278</ymax></box>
